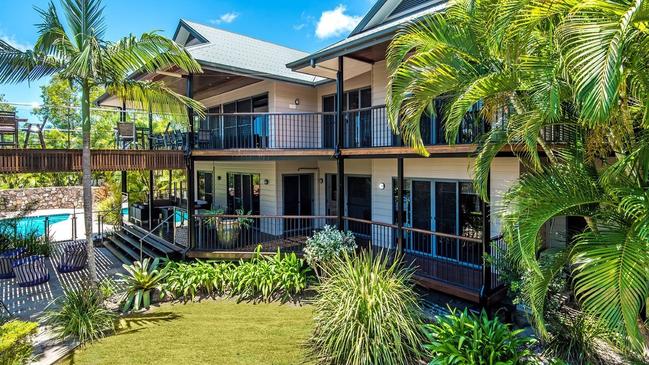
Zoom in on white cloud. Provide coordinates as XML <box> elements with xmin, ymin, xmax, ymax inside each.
<box><xmin>0</xmin><ymin>33</ymin><xmax>32</xmax><ymax>51</ymax></box>
<box><xmin>210</xmin><ymin>12</ymin><xmax>239</xmax><ymax>25</ymax></box>
<box><xmin>315</xmin><ymin>5</ymin><xmax>362</xmax><ymax>39</ymax></box>
<box><xmin>293</xmin><ymin>23</ymin><xmax>306</xmax><ymax>31</ymax></box>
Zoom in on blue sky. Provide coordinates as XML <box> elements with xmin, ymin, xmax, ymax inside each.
<box><xmin>0</xmin><ymin>0</ymin><xmax>375</xmax><ymax>104</ymax></box>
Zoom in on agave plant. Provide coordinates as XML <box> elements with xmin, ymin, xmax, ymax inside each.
<box><xmin>118</xmin><ymin>257</ymin><xmax>166</xmax><ymax>312</ymax></box>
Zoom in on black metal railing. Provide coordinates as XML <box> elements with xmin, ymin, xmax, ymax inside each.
<box><xmin>193</xmin><ymin>112</ymin><xmax>336</xmax><ymax>150</ymax></box>
<box><xmin>190</xmin><ymin>214</ymin><xmax>507</xmax><ymax>295</ymax></box>
<box><xmin>194</xmin><ymin>214</ymin><xmax>337</xmax><ymax>252</ymax></box>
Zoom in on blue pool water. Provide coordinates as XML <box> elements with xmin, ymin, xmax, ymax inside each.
<box><xmin>0</xmin><ymin>213</ymin><xmax>71</xmax><ymax>237</ymax></box>
<box><xmin>121</xmin><ymin>208</ymin><xmax>187</xmax><ymax>222</ymax></box>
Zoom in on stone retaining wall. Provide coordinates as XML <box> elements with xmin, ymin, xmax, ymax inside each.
<box><xmin>0</xmin><ymin>186</ymin><xmax>101</xmax><ymax>212</ymax></box>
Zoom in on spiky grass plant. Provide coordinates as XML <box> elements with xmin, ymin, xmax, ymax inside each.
<box><xmin>44</xmin><ymin>286</ymin><xmax>115</xmax><ymax>344</ymax></box>
<box><xmin>309</xmin><ymin>250</ymin><xmax>425</xmax><ymax>365</ymax></box>
<box><xmin>118</xmin><ymin>257</ymin><xmax>166</xmax><ymax>312</ymax></box>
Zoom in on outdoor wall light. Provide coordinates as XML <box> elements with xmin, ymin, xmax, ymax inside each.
<box><xmin>217</xmin><ymin>176</ymin><xmax>222</xmax><ymax>181</ymax></box>
<box><xmin>319</xmin><ymin>178</ymin><xmax>324</xmax><ymax>184</ymax></box>
<box><xmin>378</xmin><ymin>182</ymin><xmax>386</xmax><ymax>190</ymax></box>
<box><xmin>294</xmin><ymin>98</ymin><xmax>300</xmax><ymax>106</ymax></box>
<box><xmin>263</xmin><ymin>179</ymin><xmax>269</xmax><ymax>185</ymax></box>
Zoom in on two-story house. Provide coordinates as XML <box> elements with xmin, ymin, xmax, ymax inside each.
<box><xmin>98</xmin><ymin>0</ymin><xmax>567</xmax><ymax>305</ymax></box>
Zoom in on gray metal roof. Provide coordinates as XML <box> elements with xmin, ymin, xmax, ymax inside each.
<box><xmin>180</xmin><ymin>20</ymin><xmax>324</xmax><ymax>85</ymax></box>
<box><xmin>287</xmin><ymin>1</ymin><xmax>446</xmax><ymax>71</ymax></box>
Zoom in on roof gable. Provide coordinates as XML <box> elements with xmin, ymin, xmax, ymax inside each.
<box><xmin>349</xmin><ymin>0</ymin><xmax>444</xmax><ymax>37</ymax></box>
<box><xmin>173</xmin><ymin>20</ymin><xmax>323</xmax><ymax>85</ymax></box>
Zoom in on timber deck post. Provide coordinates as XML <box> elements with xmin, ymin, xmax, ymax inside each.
<box><xmin>336</xmin><ymin>56</ymin><xmax>345</xmax><ymax>230</ymax></box>
<box><xmin>186</xmin><ymin>74</ymin><xmax>196</xmax><ymax>249</ymax></box>
<box><xmin>120</xmin><ymin>103</ymin><xmax>128</xmax><ymax>200</ymax></box>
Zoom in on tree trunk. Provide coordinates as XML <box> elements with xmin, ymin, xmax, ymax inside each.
<box><xmin>81</xmin><ymin>80</ymin><xmax>98</xmax><ymax>284</ymax></box>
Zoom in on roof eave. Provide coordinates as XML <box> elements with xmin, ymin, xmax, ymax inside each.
<box><xmin>286</xmin><ymin>27</ymin><xmax>396</xmax><ymax>71</ymax></box>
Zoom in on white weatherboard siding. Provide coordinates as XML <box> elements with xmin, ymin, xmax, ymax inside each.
<box><xmin>200</xmin><ymin>80</ymin><xmax>273</xmax><ymax>110</ymax></box>
<box><xmin>194</xmin><ymin>161</ymin><xmax>277</xmax><ymax>215</ymax></box>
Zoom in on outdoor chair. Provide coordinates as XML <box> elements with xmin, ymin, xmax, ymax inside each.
<box><xmin>12</xmin><ymin>255</ymin><xmax>49</xmax><ymax>287</ymax></box>
<box><xmin>197</xmin><ymin>129</ymin><xmax>211</xmax><ymax>149</ymax></box>
<box><xmin>56</xmin><ymin>242</ymin><xmax>87</xmax><ymax>273</ymax></box>
<box><xmin>0</xmin><ymin>111</ymin><xmax>19</xmax><ymax>148</ymax></box>
<box><xmin>0</xmin><ymin>247</ymin><xmax>27</xmax><ymax>279</ymax></box>
<box><xmin>21</xmin><ymin>116</ymin><xmax>48</xmax><ymax>149</ymax></box>
<box><xmin>115</xmin><ymin>122</ymin><xmax>137</xmax><ymax>149</ymax></box>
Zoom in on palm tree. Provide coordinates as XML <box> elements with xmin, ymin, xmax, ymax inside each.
<box><xmin>0</xmin><ymin>0</ymin><xmax>203</xmax><ymax>283</ymax></box>
<box><xmin>386</xmin><ymin>0</ymin><xmax>649</xmax><ymax>351</ymax></box>
<box><xmin>385</xmin><ymin>0</ymin><xmax>575</xmax><ymax>200</ymax></box>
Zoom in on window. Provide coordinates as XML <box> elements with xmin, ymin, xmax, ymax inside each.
<box><xmin>226</xmin><ymin>173</ymin><xmax>260</xmax><ymax>214</ymax></box>
<box><xmin>197</xmin><ymin>171</ymin><xmax>213</xmax><ymax>208</ymax></box>
<box><xmin>322</xmin><ymin>87</ymin><xmax>372</xmax><ymax>147</ymax></box>
<box><xmin>221</xmin><ymin>93</ymin><xmax>269</xmax><ymax>148</ymax></box>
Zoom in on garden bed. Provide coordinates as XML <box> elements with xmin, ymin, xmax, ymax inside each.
<box><xmin>56</xmin><ymin>299</ymin><xmax>314</xmax><ymax>365</ymax></box>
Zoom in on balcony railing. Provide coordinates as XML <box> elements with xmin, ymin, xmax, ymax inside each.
<box><xmin>191</xmin><ymin>214</ymin><xmax>505</xmax><ymax>295</ymax></box>
<box><xmin>194</xmin><ymin>112</ymin><xmax>336</xmax><ymax>150</ymax></box>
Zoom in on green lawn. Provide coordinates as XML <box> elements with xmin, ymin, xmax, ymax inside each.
<box><xmin>57</xmin><ymin>299</ymin><xmax>314</xmax><ymax>365</ymax></box>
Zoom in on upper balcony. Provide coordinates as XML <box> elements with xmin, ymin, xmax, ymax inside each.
<box><xmin>0</xmin><ymin>106</ymin><xmax>187</xmax><ymax>173</ymax></box>
<box><xmin>189</xmin><ymin>104</ymin><xmax>574</xmax><ymax>157</ymax></box>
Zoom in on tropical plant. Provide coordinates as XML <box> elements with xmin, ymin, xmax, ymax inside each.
<box><xmin>0</xmin><ymin>320</ymin><xmax>38</xmax><ymax>365</ymax></box>
<box><xmin>308</xmin><ymin>251</ymin><xmax>424</xmax><ymax>365</ymax></box>
<box><xmin>0</xmin><ymin>0</ymin><xmax>203</xmax><ymax>283</ymax></box>
<box><xmin>43</xmin><ymin>286</ymin><xmax>115</xmax><ymax>344</ymax></box>
<box><xmin>542</xmin><ymin>310</ymin><xmax>613</xmax><ymax>365</ymax></box>
<box><xmin>118</xmin><ymin>257</ymin><xmax>166</xmax><ymax>312</ymax></box>
<box><xmin>303</xmin><ymin>225</ymin><xmax>357</xmax><ymax>270</ymax></box>
<box><xmin>424</xmin><ymin>308</ymin><xmax>536</xmax><ymax>365</ymax></box>
<box><xmin>163</xmin><ymin>260</ymin><xmax>234</xmax><ymax>300</ymax></box>
<box><xmin>386</xmin><ymin>0</ymin><xmax>649</xmax><ymax>353</ymax></box>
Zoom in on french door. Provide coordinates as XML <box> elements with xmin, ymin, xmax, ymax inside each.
<box><xmin>401</xmin><ymin>179</ymin><xmax>483</xmax><ymax>265</ymax></box>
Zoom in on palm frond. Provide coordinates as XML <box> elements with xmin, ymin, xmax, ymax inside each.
<box><xmin>0</xmin><ymin>40</ymin><xmax>62</xmax><ymax>83</ymax></box>
<box><xmin>572</xmin><ymin>224</ymin><xmax>649</xmax><ymax>351</ymax></box>
<box><xmin>103</xmin><ymin>32</ymin><xmax>202</xmax><ymax>79</ymax></box>
<box><xmin>105</xmin><ymin>79</ymin><xmax>206</xmax><ymax>119</ymax></box>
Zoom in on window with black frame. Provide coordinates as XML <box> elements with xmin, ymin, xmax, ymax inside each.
<box><xmin>322</xmin><ymin>87</ymin><xmax>372</xmax><ymax>148</ymax></box>
<box><xmin>226</xmin><ymin>172</ymin><xmax>261</xmax><ymax>215</ymax></box>
<box><xmin>222</xmin><ymin>94</ymin><xmax>268</xmax><ymax>148</ymax></box>
<box><xmin>197</xmin><ymin>171</ymin><xmax>214</xmax><ymax>208</ymax></box>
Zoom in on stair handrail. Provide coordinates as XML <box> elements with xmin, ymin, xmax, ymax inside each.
<box><xmin>137</xmin><ymin>207</ymin><xmax>178</xmax><ymax>261</ymax></box>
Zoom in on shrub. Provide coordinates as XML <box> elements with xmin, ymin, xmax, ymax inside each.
<box><xmin>424</xmin><ymin>308</ymin><xmax>535</xmax><ymax>365</ymax></box>
<box><xmin>542</xmin><ymin>311</ymin><xmax>612</xmax><ymax>365</ymax></box>
<box><xmin>163</xmin><ymin>260</ymin><xmax>234</xmax><ymax>300</ymax></box>
<box><xmin>118</xmin><ymin>258</ymin><xmax>166</xmax><ymax>312</ymax></box>
<box><xmin>44</xmin><ymin>286</ymin><xmax>115</xmax><ymax>344</ymax></box>
<box><xmin>309</xmin><ymin>251</ymin><xmax>424</xmax><ymax>365</ymax></box>
<box><xmin>304</xmin><ymin>225</ymin><xmax>356</xmax><ymax>269</ymax></box>
<box><xmin>161</xmin><ymin>248</ymin><xmax>312</xmax><ymax>302</ymax></box>
<box><xmin>229</xmin><ymin>249</ymin><xmax>311</xmax><ymax>301</ymax></box>
<box><xmin>0</xmin><ymin>320</ymin><xmax>38</xmax><ymax>365</ymax></box>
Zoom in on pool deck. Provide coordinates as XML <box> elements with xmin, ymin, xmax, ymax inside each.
<box><xmin>1</xmin><ymin>241</ymin><xmax>124</xmax><ymax>364</ymax></box>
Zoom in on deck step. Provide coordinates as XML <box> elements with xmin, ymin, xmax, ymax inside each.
<box><xmin>113</xmin><ymin>231</ymin><xmax>159</xmax><ymax>259</ymax></box>
<box><xmin>106</xmin><ymin>235</ymin><xmax>141</xmax><ymax>261</ymax></box>
<box><xmin>122</xmin><ymin>224</ymin><xmax>181</xmax><ymax>254</ymax></box>
<box><xmin>102</xmin><ymin>240</ymin><xmax>133</xmax><ymax>265</ymax></box>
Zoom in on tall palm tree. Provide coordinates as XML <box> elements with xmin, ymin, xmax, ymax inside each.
<box><xmin>0</xmin><ymin>0</ymin><xmax>203</xmax><ymax>283</ymax></box>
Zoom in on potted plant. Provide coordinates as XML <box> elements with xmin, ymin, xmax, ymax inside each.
<box><xmin>216</xmin><ymin>209</ymin><xmax>253</xmax><ymax>248</ymax></box>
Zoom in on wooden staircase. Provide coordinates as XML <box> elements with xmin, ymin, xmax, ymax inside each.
<box><xmin>104</xmin><ymin>223</ymin><xmax>183</xmax><ymax>264</ymax></box>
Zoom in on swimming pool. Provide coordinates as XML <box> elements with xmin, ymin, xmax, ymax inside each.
<box><xmin>0</xmin><ymin>213</ymin><xmax>71</xmax><ymax>237</ymax></box>
<box><xmin>121</xmin><ymin>208</ymin><xmax>188</xmax><ymax>223</ymax></box>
